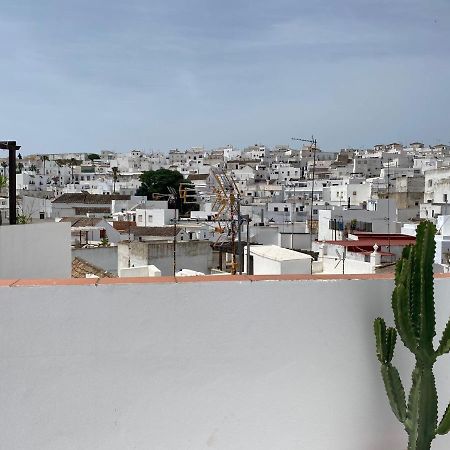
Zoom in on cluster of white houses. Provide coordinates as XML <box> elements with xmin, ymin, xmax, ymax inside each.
<box><xmin>2</xmin><ymin>141</ymin><xmax>450</xmax><ymax>278</ymax></box>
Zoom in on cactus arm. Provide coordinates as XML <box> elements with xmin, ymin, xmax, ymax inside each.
<box><xmin>405</xmin><ymin>368</ymin><xmax>420</xmax><ymax>437</ymax></box>
<box><xmin>374</xmin><ymin>318</ymin><xmax>397</xmax><ymax>363</ymax></box>
<box><xmin>392</xmin><ymin>283</ymin><xmax>417</xmax><ymax>353</ymax></box>
<box><xmin>374</xmin><ymin>318</ymin><xmax>387</xmax><ymax>363</ymax></box>
<box><xmin>380</xmin><ymin>363</ymin><xmax>407</xmax><ymax>423</ymax></box>
<box><xmin>405</xmin><ymin>367</ymin><xmax>438</xmax><ymax>450</ymax></box>
<box><xmin>417</xmin><ymin>223</ymin><xmax>436</xmax><ymax>354</ymax></box>
<box><xmin>436</xmin><ymin>403</ymin><xmax>450</xmax><ymax>435</ymax></box>
<box><xmin>408</xmin><ymin>246</ymin><xmax>421</xmax><ymax>342</ymax></box>
<box><xmin>385</xmin><ymin>327</ymin><xmax>396</xmax><ymax>363</ymax></box>
<box><xmin>436</xmin><ymin>318</ymin><xmax>450</xmax><ymax>357</ymax></box>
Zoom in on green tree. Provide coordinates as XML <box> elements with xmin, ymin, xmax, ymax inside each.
<box><xmin>112</xmin><ymin>166</ymin><xmax>119</xmax><ymax>193</ymax></box>
<box><xmin>41</xmin><ymin>155</ymin><xmax>49</xmax><ymax>174</ymax></box>
<box><xmin>17</xmin><ymin>213</ymin><xmax>32</xmax><ymax>224</ymax></box>
<box><xmin>87</xmin><ymin>153</ymin><xmax>100</xmax><ymax>164</ymax></box>
<box><xmin>136</xmin><ymin>169</ymin><xmax>198</xmax><ymax>215</ymax></box>
<box><xmin>69</xmin><ymin>158</ymin><xmax>79</xmax><ymax>183</ymax></box>
<box><xmin>0</xmin><ymin>174</ymin><xmax>7</xmax><ymax>190</ymax></box>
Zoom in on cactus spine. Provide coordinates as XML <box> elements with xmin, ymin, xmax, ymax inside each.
<box><xmin>374</xmin><ymin>221</ymin><xmax>450</xmax><ymax>449</ymax></box>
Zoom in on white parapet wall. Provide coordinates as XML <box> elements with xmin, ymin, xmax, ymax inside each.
<box><xmin>1</xmin><ymin>276</ymin><xmax>450</xmax><ymax>449</ymax></box>
<box><xmin>0</xmin><ymin>222</ymin><xmax>71</xmax><ymax>278</ymax></box>
<box><xmin>118</xmin><ymin>264</ymin><xmax>162</xmax><ymax>277</ymax></box>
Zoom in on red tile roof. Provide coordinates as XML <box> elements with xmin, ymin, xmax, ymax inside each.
<box><xmin>324</xmin><ymin>238</ymin><xmax>415</xmax><ymax>247</ymax></box>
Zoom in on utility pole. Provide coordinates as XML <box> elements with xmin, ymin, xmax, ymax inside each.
<box><xmin>245</xmin><ymin>215</ymin><xmax>251</xmax><ymax>274</ymax></box>
<box><xmin>292</xmin><ymin>136</ymin><xmax>317</xmax><ymax>250</ymax></box>
<box><xmin>168</xmin><ymin>186</ymin><xmax>178</xmax><ymax>276</ymax></box>
<box><xmin>387</xmin><ymin>157</ymin><xmax>391</xmax><ymax>253</ymax></box>
<box><xmin>173</xmin><ymin>207</ymin><xmax>177</xmax><ymax>276</ymax></box>
<box><xmin>0</xmin><ymin>141</ymin><xmax>20</xmax><ymax>225</ymax></box>
<box><xmin>292</xmin><ymin>136</ymin><xmax>317</xmax><ymax>274</ymax></box>
<box><xmin>237</xmin><ymin>197</ymin><xmax>242</xmax><ymax>274</ymax></box>
<box><xmin>290</xmin><ymin>183</ymin><xmax>295</xmax><ymax>250</ymax></box>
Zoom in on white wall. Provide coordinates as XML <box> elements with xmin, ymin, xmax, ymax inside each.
<box><xmin>22</xmin><ymin>195</ymin><xmax>53</xmax><ymax>219</ymax></box>
<box><xmin>72</xmin><ymin>247</ymin><xmax>118</xmax><ymax>275</ymax></box>
<box><xmin>118</xmin><ymin>241</ymin><xmax>215</xmax><ymax>275</ymax></box>
<box><xmin>135</xmin><ymin>208</ymin><xmax>176</xmax><ymax>227</ymax></box>
<box><xmin>278</xmin><ymin>232</ymin><xmax>311</xmax><ymax>250</ymax></box>
<box><xmin>2</xmin><ymin>277</ymin><xmax>450</xmax><ymax>449</ymax></box>
<box><xmin>0</xmin><ymin>222</ymin><xmax>71</xmax><ymax>278</ymax></box>
<box><xmin>119</xmin><ymin>265</ymin><xmax>161</xmax><ymax>277</ymax></box>
<box><xmin>244</xmin><ymin>247</ymin><xmax>311</xmax><ymax>275</ymax></box>
<box><xmin>322</xmin><ymin>254</ymin><xmax>373</xmax><ymax>274</ymax></box>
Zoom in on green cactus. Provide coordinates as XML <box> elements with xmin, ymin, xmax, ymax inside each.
<box><xmin>374</xmin><ymin>221</ymin><xmax>450</xmax><ymax>449</ymax></box>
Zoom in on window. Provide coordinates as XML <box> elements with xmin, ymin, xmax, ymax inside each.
<box><xmin>444</xmin><ymin>194</ymin><xmax>448</xmax><ymax>203</ymax></box>
<box><xmin>353</xmin><ymin>191</ymin><xmax>357</xmax><ymax>195</ymax></box>
<box><xmin>137</xmin><ymin>214</ymin><xmax>143</xmax><ymax>222</ymax></box>
<box><xmin>428</xmin><ymin>180</ymin><xmax>433</xmax><ymax>187</ymax></box>
<box><xmin>147</xmin><ymin>215</ymin><xmax>153</xmax><ymax>223</ymax></box>
<box><xmin>274</xmin><ymin>207</ymin><xmax>279</xmax><ymax>212</ymax></box>
<box><xmin>284</xmin><ymin>207</ymin><xmax>288</xmax><ymax>212</ymax></box>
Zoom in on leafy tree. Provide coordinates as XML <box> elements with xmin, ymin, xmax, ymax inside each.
<box><xmin>17</xmin><ymin>213</ymin><xmax>32</xmax><ymax>224</ymax></box>
<box><xmin>0</xmin><ymin>174</ymin><xmax>7</xmax><ymax>190</ymax></box>
<box><xmin>136</xmin><ymin>169</ymin><xmax>199</xmax><ymax>215</ymax></box>
<box><xmin>99</xmin><ymin>237</ymin><xmax>110</xmax><ymax>247</ymax></box>
<box><xmin>87</xmin><ymin>153</ymin><xmax>100</xmax><ymax>163</ymax></box>
<box><xmin>41</xmin><ymin>155</ymin><xmax>49</xmax><ymax>174</ymax></box>
<box><xmin>112</xmin><ymin>166</ymin><xmax>119</xmax><ymax>193</ymax></box>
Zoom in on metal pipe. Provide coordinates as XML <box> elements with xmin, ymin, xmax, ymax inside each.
<box><xmin>0</xmin><ymin>142</ymin><xmax>20</xmax><ymax>225</ymax></box>
<box><xmin>309</xmin><ymin>138</ymin><xmax>317</xmax><ymax>250</ymax></box>
<box><xmin>173</xmin><ymin>208</ymin><xmax>177</xmax><ymax>276</ymax></box>
<box><xmin>237</xmin><ymin>198</ymin><xmax>242</xmax><ymax>274</ymax></box>
<box><xmin>246</xmin><ymin>216</ymin><xmax>250</xmax><ymax>274</ymax></box>
<box><xmin>8</xmin><ymin>146</ymin><xmax>16</xmax><ymax>224</ymax></box>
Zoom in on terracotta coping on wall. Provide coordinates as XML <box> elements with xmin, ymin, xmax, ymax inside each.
<box><xmin>2</xmin><ymin>272</ymin><xmax>450</xmax><ymax>287</ymax></box>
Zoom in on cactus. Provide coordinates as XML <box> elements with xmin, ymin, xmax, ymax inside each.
<box><xmin>374</xmin><ymin>221</ymin><xmax>450</xmax><ymax>449</ymax></box>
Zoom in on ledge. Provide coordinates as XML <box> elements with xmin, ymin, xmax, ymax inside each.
<box><xmin>2</xmin><ymin>272</ymin><xmax>450</xmax><ymax>287</ymax></box>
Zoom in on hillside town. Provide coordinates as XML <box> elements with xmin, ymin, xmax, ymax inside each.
<box><xmin>1</xmin><ymin>141</ymin><xmax>450</xmax><ymax>278</ymax></box>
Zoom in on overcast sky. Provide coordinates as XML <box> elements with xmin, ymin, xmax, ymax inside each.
<box><xmin>1</xmin><ymin>0</ymin><xmax>449</xmax><ymax>154</ymax></box>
